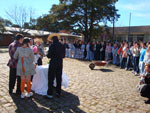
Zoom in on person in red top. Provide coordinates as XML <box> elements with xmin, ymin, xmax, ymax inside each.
<box><xmin>118</xmin><ymin>43</ymin><xmax>124</xmax><ymax>68</ymax></box>
<box><xmin>120</xmin><ymin>45</ymin><xmax>128</xmax><ymax>69</ymax></box>
<box><xmin>7</xmin><ymin>34</ymin><xmax>24</xmax><ymax>94</ymax></box>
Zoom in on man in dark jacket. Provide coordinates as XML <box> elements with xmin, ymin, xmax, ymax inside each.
<box><xmin>47</xmin><ymin>36</ymin><xmax>65</xmax><ymax>98</ymax></box>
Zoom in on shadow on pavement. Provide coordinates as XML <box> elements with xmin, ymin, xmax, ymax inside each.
<box><xmin>93</xmin><ymin>68</ymin><xmax>114</xmax><ymax>72</ymax></box>
<box><xmin>33</xmin><ymin>90</ymin><xmax>86</xmax><ymax>113</ymax></box>
<box><xmin>10</xmin><ymin>94</ymin><xmax>49</xmax><ymax>113</ymax></box>
<box><xmin>10</xmin><ymin>90</ymin><xmax>86</xmax><ymax>113</ymax></box>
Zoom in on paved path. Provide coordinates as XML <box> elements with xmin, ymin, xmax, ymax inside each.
<box><xmin>0</xmin><ymin>48</ymin><xmax>150</xmax><ymax>113</ymax></box>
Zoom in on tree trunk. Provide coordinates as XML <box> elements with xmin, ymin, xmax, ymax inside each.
<box><xmin>84</xmin><ymin>0</ymin><xmax>89</xmax><ymax>43</ymax></box>
<box><xmin>89</xmin><ymin>5</ymin><xmax>94</xmax><ymax>42</ymax></box>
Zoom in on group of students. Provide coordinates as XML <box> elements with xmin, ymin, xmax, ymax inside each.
<box><xmin>7</xmin><ymin>34</ymin><xmax>44</xmax><ymax>98</ymax></box>
<box><xmin>64</xmin><ymin>40</ymin><xmax>150</xmax><ymax>75</ymax></box>
<box><xmin>63</xmin><ymin>39</ymin><xmax>150</xmax><ymax>103</ymax></box>
<box><xmin>64</xmin><ymin>40</ymin><xmax>105</xmax><ymax>61</ymax></box>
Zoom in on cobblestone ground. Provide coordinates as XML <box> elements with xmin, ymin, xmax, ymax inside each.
<box><xmin>0</xmin><ymin>48</ymin><xmax>150</xmax><ymax>113</ymax></box>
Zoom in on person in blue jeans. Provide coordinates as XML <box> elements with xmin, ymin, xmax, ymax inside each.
<box><xmin>132</xmin><ymin>42</ymin><xmax>140</xmax><ymax>75</ymax></box>
<box><xmin>139</xmin><ymin>42</ymin><xmax>146</xmax><ymax>76</ymax></box>
<box><xmin>126</xmin><ymin>47</ymin><xmax>133</xmax><ymax>70</ymax></box>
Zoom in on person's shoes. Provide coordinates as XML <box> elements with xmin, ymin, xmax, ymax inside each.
<box><xmin>56</xmin><ymin>93</ymin><xmax>61</xmax><ymax>98</ymax></box>
<box><xmin>16</xmin><ymin>90</ymin><xmax>21</xmax><ymax>95</ymax></box>
<box><xmin>46</xmin><ymin>95</ymin><xmax>53</xmax><ymax>99</ymax></box>
<box><xmin>132</xmin><ymin>70</ymin><xmax>135</xmax><ymax>74</ymax></box>
<box><xmin>135</xmin><ymin>72</ymin><xmax>139</xmax><ymax>76</ymax></box>
<box><xmin>125</xmin><ymin>68</ymin><xmax>128</xmax><ymax>71</ymax></box>
<box><xmin>145</xmin><ymin>99</ymin><xmax>150</xmax><ymax>104</ymax></box>
<box><xmin>9</xmin><ymin>90</ymin><xmax>13</xmax><ymax>94</ymax></box>
<box><xmin>26</xmin><ymin>92</ymin><xmax>33</xmax><ymax>98</ymax></box>
<box><xmin>21</xmin><ymin>93</ymin><xmax>25</xmax><ymax>99</ymax></box>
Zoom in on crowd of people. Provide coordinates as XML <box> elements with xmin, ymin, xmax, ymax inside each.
<box><xmin>63</xmin><ymin>39</ymin><xmax>150</xmax><ymax>103</ymax></box>
<box><xmin>64</xmin><ymin>39</ymin><xmax>150</xmax><ymax>76</ymax></box>
<box><xmin>7</xmin><ymin>33</ymin><xmax>150</xmax><ymax>103</ymax></box>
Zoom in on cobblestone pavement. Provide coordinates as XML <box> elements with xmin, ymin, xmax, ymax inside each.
<box><xmin>0</xmin><ymin>48</ymin><xmax>150</xmax><ymax>113</ymax></box>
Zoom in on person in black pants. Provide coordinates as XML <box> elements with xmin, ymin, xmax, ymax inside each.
<box><xmin>95</xmin><ymin>41</ymin><xmax>101</xmax><ymax>60</ymax></box>
<box><xmin>47</xmin><ymin>36</ymin><xmax>65</xmax><ymax>98</ymax></box>
<box><xmin>7</xmin><ymin>34</ymin><xmax>24</xmax><ymax>94</ymax></box>
<box><xmin>100</xmin><ymin>41</ymin><xmax>106</xmax><ymax>61</ymax></box>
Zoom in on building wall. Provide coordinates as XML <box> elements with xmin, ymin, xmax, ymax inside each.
<box><xmin>132</xmin><ymin>35</ymin><xmax>137</xmax><ymax>41</ymax></box>
<box><xmin>115</xmin><ymin>34</ymin><xmax>128</xmax><ymax>41</ymax></box>
<box><xmin>115</xmin><ymin>33</ymin><xmax>150</xmax><ymax>42</ymax></box>
<box><xmin>144</xmin><ymin>34</ymin><xmax>150</xmax><ymax>42</ymax></box>
<box><xmin>0</xmin><ymin>34</ymin><xmax>14</xmax><ymax>46</ymax></box>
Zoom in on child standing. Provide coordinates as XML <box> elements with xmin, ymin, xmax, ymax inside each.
<box><xmin>14</xmin><ymin>38</ymin><xmax>35</xmax><ymax>98</ymax></box>
<box><xmin>33</xmin><ymin>46</ymin><xmax>41</xmax><ymax>65</ymax></box>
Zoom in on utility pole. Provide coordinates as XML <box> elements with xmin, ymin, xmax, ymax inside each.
<box><xmin>112</xmin><ymin>3</ymin><xmax>115</xmax><ymax>41</ymax></box>
<box><xmin>128</xmin><ymin>13</ymin><xmax>131</xmax><ymax>41</ymax></box>
<box><xmin>112</xmin><ymin>18</ymin><xmax>115</xmax><ymax>41</ymax></box>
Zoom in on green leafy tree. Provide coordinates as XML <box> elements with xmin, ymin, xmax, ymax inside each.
<box><xmin>35</xmin><ymin>12</ymin><xmax>73</xmax><ymax>32</ymax></box>
<box><xmin>50</xmin><ymin>0</ymin><xmax>119</xmax><ymax>42</ymax></box>
<box><xmin>0</xmin><ymin>17</ymin><xmax>12</xmax><ymax>33</ymax></box>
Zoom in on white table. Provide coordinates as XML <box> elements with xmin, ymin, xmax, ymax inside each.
<box><xmin>31</xmin><ymin>65</ymin><xmax>69</xmax><ymax>95</ymax></box>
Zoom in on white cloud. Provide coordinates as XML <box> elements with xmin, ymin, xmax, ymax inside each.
<box><xmin>133</xmin><ymin>12</ymin><xmax>150</xmax><ymax>17</ymax></box>
<box><xmin>116</xmin><ymin>1</ymin><xmax>150</xmax><ymax>12</ymax></box>
<box><xmin>115</xmin><ymin>0</ymin><xmax>150</xmax><ymax>26</ymax></box>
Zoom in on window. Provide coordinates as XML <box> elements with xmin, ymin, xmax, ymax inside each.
<box><xmin>0</xmin><ymin>35</ymin><xmax>4</xmax><ymax>41</ymax></box>
<box><xmin>128</xmin><ymin>35</ymin><xmax>133</xmax><ymax>42</ymax></box>
<box><xmin>137</xmin><ymin>34</ymin><xmax>144</xmax><ymax>41</ymax></box>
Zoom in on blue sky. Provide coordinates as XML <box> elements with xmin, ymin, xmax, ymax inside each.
<box><xmin>0</xmin><ymin>0</ymin><xmax>59</xmax><ymax>19</ymax></box>
<box><xmin>0</xmin><ymin>0</ymin><xmax>150</xmax><ymax>27</ymax></box>
<box><xmin>115</xmin><ymin>0</ymin><xmax>150</xmax><ymax>26</ymax></box>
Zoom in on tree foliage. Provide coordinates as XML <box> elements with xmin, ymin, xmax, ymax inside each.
<box><xmin>0</xmin><ymin>17</ymin><xmax>12</xmax><ymax>33</ymax></box>
<box><xmin>3</xmin><ymin>0</ymin><xmax>120</xmax><ymax>42</ymax></box>
<box><xmin>48</xmin><ymin>0</ymin><xmax>120</xmax><ymax>42</ymax></box>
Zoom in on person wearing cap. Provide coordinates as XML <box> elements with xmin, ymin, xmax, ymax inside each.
<box><xmin>14</xmin><ymin>38</ymin><xmax>35</xmax><ymax>98</ymax></box>
<box><xmin>7</xmin><ymin>34</ymin><xmax>24</xmax><ymax>94</ymax></box>
<box><xmin>47</xmin><ymin>36</ymin><xmax>65</xmax><ymax>98</ymax></box>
